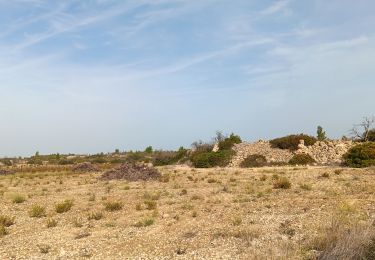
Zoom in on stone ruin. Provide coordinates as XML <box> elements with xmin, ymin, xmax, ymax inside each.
<box><xmin>229</xmin><ymin>139</ymin><xmax>354</xmax><ymax>167</ymax></box>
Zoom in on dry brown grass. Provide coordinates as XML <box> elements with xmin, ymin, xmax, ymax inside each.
<box><xmin>0</xmin><ymin>166</ymin><xmax>374</xmax><ymax>259</ymax></box>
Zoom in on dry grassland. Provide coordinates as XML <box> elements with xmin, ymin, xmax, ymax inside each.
<box><xmin>0</xmin><ymin>166</ymin><xmax>375</xmax><ymax>259</ymax></box>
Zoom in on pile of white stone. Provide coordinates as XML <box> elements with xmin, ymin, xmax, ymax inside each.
<box><xmin>296</xmin><ymin>140</ymin><xmax>354</xmax><ymax>165</ymax></box>
<box><xmin>229</xmin><ymin>140</ymin><xmax>294</xmax><ymax>167</ymax></box>
<box><xmin>229</xmin><ymin>139</ymin><xmax>354</xmax><ymax>167</ymax></box>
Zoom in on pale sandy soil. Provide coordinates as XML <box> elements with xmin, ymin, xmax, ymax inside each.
<box><xmin>0</xmin><ymin>165</ymin><xmax>374</xmax><ymax>259</ymax></box>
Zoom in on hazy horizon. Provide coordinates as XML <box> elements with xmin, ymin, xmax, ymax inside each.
<box><xmin>1</xmin><ymin>0</ymin><xmax>374</xmax><ymax>157</ymax></box>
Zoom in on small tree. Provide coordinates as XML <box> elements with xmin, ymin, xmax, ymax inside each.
<box><xmin>350</xmin><ymin>116</ymin><xmax>375</xmax><ymax>142</ymax></box>
<box><xmin>214</xmin><ymin>131</ymin><xmax>226</xmax><ymax>143</ymax></box>
<box><xmin>317</xmin><ymin>126</ymin><xmax>327</xmax><ymax>141</ymax></box>
<box><xmin>144</xmin><ymin>146</ymin><xmax>153</xmax><ymax>153</ymax></box>
<box><xmin>115</xmin><ymin>149</ymin><xmax>120</xmax><ymax>154</ymax></box>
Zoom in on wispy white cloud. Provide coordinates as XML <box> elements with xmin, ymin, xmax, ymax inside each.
<box><xmin>260</xmin><ymin>0</ymin><xmax>291</xmax><ymax>15</ymax></box>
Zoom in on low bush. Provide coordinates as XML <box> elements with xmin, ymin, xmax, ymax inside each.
<box><xmin>289</xmin><ymin>154</ymin><xmax>316</xmax><ymax>165</ymax></box>
<box><xmin>343</xmin><ymin>142</ymin><xmax>375</xmax><ymax>168</ymax></box>
<box><xmin>190</xmin><ymin>150</ymin><xmax>234</xmax><ymax>168</ymax></box>
<box><xmin>270</xmin><ymin>134</ymin><xmax>317</xmax><ymax>151</ymax></box>
<box><xmin>240</xmin><ymin>154</ymin><xmax>267</xmax><ymax>168</ymax></box>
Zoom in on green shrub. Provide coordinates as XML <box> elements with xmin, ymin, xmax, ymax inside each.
<box><xmin>240</xmin><ymin>154</ymin><xmax>267</xmax><ymax>167</ymax></box>
<box><xmin>191</xmin><ymin>150</ymin><xmax>234</xmax><ymax>168</ymax></box>
<box><xmin>144</xmin><ymin>146</ymin><xmax>153</xmax><ymax>153</ymax></box>
<box><xmin>270</xmin><ymin>134</ymin><xmax>317</xmax><ymax>151</ymax></box>
<box><xmin>55</xmin><ymin>199</ymin><xmax>73</xmax><ymax>213</ymax></box>
<box><xmin>218</xmin><ymin>133</ymin><xmax>242</xmax><ymax>151</ymax></box>
<box><xmin>343</xmin><ymin>142</ymin><xmax>375</xmax><ymax>168</ymax></box>
<box><xmin>289</xmin><ymin>154</ymin><xmax>316</xmax><ymax>165</ymax></box>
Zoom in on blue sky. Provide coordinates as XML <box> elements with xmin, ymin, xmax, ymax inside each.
<box><xmin>0</xmin><ymin>0</ymin><xmax>374</xmax><ymax>156</ymax></box>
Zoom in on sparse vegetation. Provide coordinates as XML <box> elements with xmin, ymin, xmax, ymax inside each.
<box><xmin>0</xmin><ymin>156</ymin><xmax>374</xmax><ymax>259</ymax></box>
<box><xmin>133</xmin><ymin>218</ymin><xmax>154</xmax><ymax>227</ymax></box>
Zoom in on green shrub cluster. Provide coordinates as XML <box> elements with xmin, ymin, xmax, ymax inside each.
<box><xmin>343</xmin><ymin>142</ymin><xmax>375</xmax><ymax>168</ymax></box>
<box><xmin>191</xmin><ymin>150</ymin><xmax>234</xmax><ymax>168</ymax></box>
<box><xmin>240</xmin><ymin>154</ymin><xmax>267</xmax><ymax>168</ymax></box>
<box><xmin>218</xmin><ymin>133</ymin><xmax>242</xmax><ymax>151</ymax></box>
<box><xmin>189</xmin><ymin>132</ymin><xmax>241</xmax><ymax>168</ymax></box>
<box><xmin>289</xmin><ymin>154</ymin><xmax>316</xmax><ymax>165</ymax></box>
<box><xmin>270</xmin><ymin>134</ymin><xmax>317</xmax><ymax>151</ymax></box>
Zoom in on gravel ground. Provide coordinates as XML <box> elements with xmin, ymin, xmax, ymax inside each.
<box><xmin>0</xmin><ymin>165</ymin><xmax>374</xmax><ymax>259</ymax></box>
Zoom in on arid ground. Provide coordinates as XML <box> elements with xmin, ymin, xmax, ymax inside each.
<box><xmin>1</xmin><ymin>166</ymin><xmax>374</xmax><ymax>259</ymax></box>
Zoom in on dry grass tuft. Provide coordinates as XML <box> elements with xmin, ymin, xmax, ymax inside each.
<box><xmin>29</xmin><ymin>204</ymin><xmax>46</xmax><ymax>218</ymax></box>
<box><xmin>273</xmin><ymin>177</ymin><xmax>291</xmax><ymax>189</ymax></box>
<box><xmin>104</xmin><ymin>201</ymin><xmax>123</xmax><ymax>211</ymax></box>
<box><xmin>0</xmin><ymin>215</ymin><xmax>15</xmax><ymax>227</ymax></box>
<box><xmin>11</xmin><ymin>193</ymin><xmax>26</xmax><ymax>204</ymax></box>
<box><xmin>55</xmin><ymin>199</ymin><xmax>73</xmax><ymax>213</ymax></box>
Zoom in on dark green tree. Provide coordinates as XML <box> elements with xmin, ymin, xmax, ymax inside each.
<box><xmin>317</xmin><ymin>126</ymin><xmax>327</xmax><ymax>141</ymax></box>
<box><xmin>144</xmin><ymin>146</ymin><xmax>153</xmax><ymax>153</ymax></box>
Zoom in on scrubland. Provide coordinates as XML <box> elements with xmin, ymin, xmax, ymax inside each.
<box><xmin>0</xmin><ymin>165</ymin><xmax>375</xmax><ymax>259</ymax></box>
